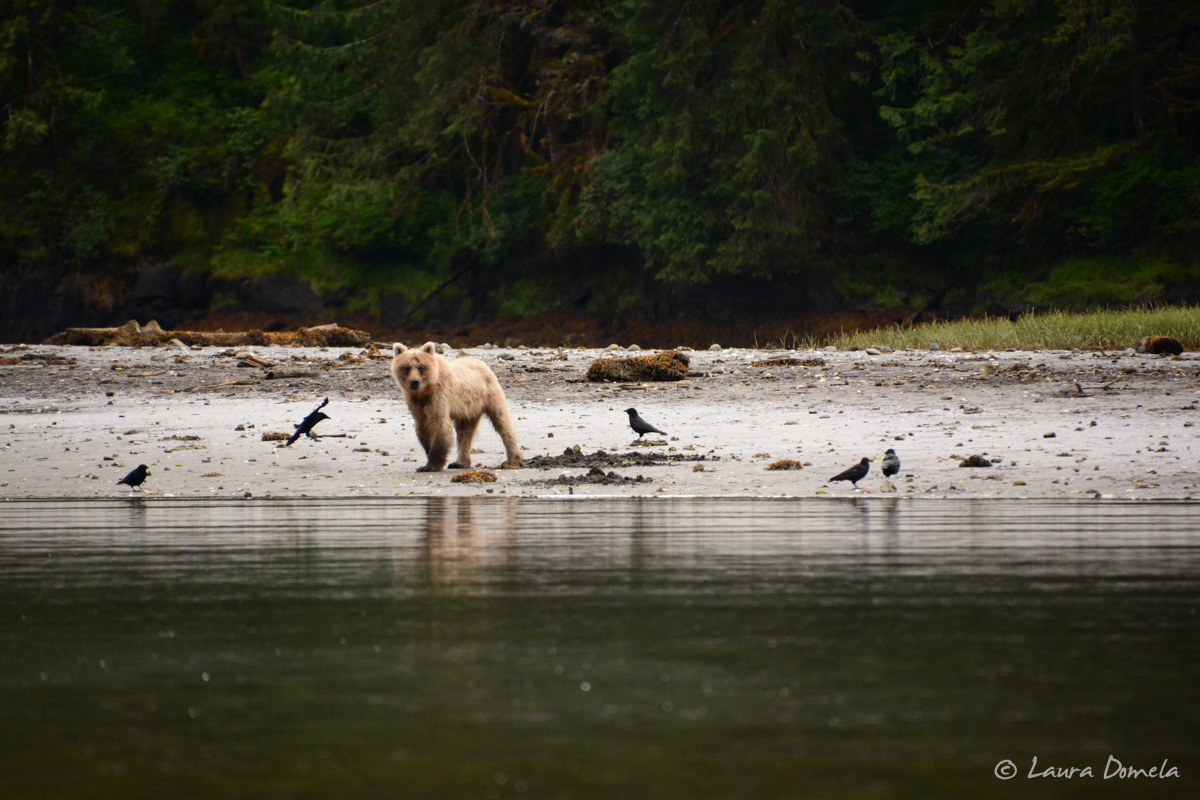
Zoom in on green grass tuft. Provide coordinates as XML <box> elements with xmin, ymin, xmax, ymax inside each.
<box><xmin>819</xmin><ymin>305</ymin><xmax>1200</xmax><ymax>351</ymax></box>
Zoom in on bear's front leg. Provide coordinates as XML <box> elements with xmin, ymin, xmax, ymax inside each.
<box><xmin>448</xmin><ymin>417</ymin><xmax>481</xmax><ymax>469</ymax></box>
<box><xmin>417</xmin><ymin>417</ymin><xmax>453</xmax><ymax>472</ymax></box>
<box><xmin>417</xmin><ymin>440</ymin><xmax>450</xmax><ymax>472</ymax></box>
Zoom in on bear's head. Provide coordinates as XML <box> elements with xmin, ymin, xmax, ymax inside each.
<box><xmin>390</xmin><ymin>342</ymin><xmax>441</xmax><ymax>398</ymax></box>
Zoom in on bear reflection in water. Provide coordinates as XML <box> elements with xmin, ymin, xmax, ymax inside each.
<box><xmin>419</xmin><ymin>496</ymin><xmax>520</xmax><ymax>587</ymax></box>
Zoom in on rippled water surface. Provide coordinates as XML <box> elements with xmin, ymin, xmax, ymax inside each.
<box><xmin>1</xmin><ymin>498</ymin><xmax>1198</xmax><ymax>799</ymax></box>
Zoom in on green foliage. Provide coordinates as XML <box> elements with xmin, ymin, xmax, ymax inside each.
<box><xmin>2</xmin><ymin>0</ymin><xmax>1198</xmax><ymax>322</ymax></box>
<box><xmin>494</xmin><ymin>278</ymin><xmax>557</xmax><ymax>320</ymax></box>
<box><xmin>581</xmin><ymin>0</ymin><xmax>853</xmax><ymax>282</ymax></box>
<box><xmin>863</xmin><ymin>0</ymin><xmax>1200</xmax><ymax>254</ymax></box>
<box><xmin>831</xmin><ymin>254</ymin><xmax>930</xmax><ymax>311</ymax></box>
<box><xmin>1014</xmin><ymin>258</ymin><xmax>1196</xmax><ymax>308</ymax></box>
<box><xmin>0</xmin><ymin>0</ymin><xmax>271</xmax><ymax>272</ymax></box>
<box><xmin>265</xmin><ymin>0</ymin><xmax>610</xmax><ymax>276</ymax></box>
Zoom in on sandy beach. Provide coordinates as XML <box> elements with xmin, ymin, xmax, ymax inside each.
<box><xmin>2</xmin><ymin>341</ymin><xmax>1197</xmax><ymax>500</ymax></box>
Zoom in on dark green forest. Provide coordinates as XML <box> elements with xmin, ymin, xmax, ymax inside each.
<box><xmin>2</xmin><ymin>0</ymin><xmax>1199</xmax><ymax>342</ymax></box>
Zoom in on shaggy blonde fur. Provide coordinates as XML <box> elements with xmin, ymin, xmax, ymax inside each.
<box><xmin>390</xmin><ymin>342</ymin><xmax>522</xmax><ymax>472</ymax></box>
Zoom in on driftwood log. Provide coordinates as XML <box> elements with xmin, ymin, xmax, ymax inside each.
<box><xmin>46</xmin><ymin>321</ymin><xmax>371</xmax><ymax>348</ymax></box>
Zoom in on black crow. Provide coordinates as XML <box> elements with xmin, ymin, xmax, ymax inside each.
<box><xmin>118</xmin><ymin>464</ymin><xmax>150</xmax><ymax>491</ymax></box>
<box><xmin>881</xmin><ymin>448</ymin><xmax>900</xmax><ymax>477</ymax></box>
<box><xmin>286</xmin><ymin>398</ymin><xmax>330</xmax><ymax>446</ymax></box>
<box><xmin>830</xmin><ymin>457</ymin><xmax>870</xmax><ymax>487</ymax></box>
<box><xmin>624</xmin><ymin>408</ymin><xmax>666</xmax><ymax>440</ymax></box>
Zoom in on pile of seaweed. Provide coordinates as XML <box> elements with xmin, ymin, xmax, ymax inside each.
<box><xmin>543</xmin><ymin>466</ymin><xmax>652</xmax><ymax>486</ymax></box>
<box><xmin>586</xmin><ymin>350</ymin><xmax>690</xmax><ymax>382</ymax></box>
<box><xmin>450</xmin><ymin>470</ymin><xmax>499</xmax><ymax>484</ymax></box>
<box><xmin>525</xmin><ymin>447</ymin><xmax>707</xmax><ymax>469</ymax></box>
<box><xmin>1136</xmin><ymin>335</ymin><xmax>1184</xmax><ymax>355</ymax></box>
<box><xmin>46</xmin><ymin>320</ymin><xmax>371</xmax><ymax>348</ymax></box>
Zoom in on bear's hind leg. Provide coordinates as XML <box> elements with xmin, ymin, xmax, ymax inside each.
<box><xmin>486</xmin><ymin>404</ymin><xmax>523</xmax><ymax>467</ymax></box>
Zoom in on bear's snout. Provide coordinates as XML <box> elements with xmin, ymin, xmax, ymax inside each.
<box><xmin>409</xmin><ymin>378</ymin><xmax>421</xmax><ymax>391</ymax></box>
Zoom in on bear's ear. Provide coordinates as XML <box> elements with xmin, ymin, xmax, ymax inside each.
<box><xmin>392</xmin><ymin>343</ymin><xmax>407</xmax><ymax>355</ymax></box>
<box><xmin>420</xmin><ymin>342</ymin><xmax>438</xmax><ymax>354</ymax></box>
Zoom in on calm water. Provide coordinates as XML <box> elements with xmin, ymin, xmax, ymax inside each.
<box><xmin>1</xmin><ymin>498</ymin><xmax>1197</xmax><ymax>799</ymax></box>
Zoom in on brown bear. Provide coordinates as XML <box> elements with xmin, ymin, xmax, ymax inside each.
<box><xmin>390</xmin><ymin>342</ymin><xmax>522</xmax><ymax>472</ymax></box>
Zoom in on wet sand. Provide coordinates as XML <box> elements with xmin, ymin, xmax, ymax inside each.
<box><xmin>1</xmin><ymin>342</ymin><xmax>1197</xmax><ymax>500</ymax></box>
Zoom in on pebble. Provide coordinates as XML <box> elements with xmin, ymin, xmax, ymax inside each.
<box><xmin>607</xmin><ymin>344</ymin><xmax>621</xmax><ymax>351</ymax></box>
<box><xmin>929</xmin><ymin>343</ymin><xmax>941</xmax><ymax>351</ymax></box>
<box><xmin>168</xmin><ymin>339</ymin><xmax>188</xmax><ymax>351</ymax></box>
<box><xmin>709</xmin><ymin>344</ymin><xmax>722</xmax><ymax>351</ymax></box>
<box><xmin>823</xmin><ymin>345</ymin><xmax>836</xmax><ymax>352</ymax></box>
<box><xmin>865</xmin><ymin>348</ymin><xmax>881</xmax><ymax>356</ymax></box>
<box><xmin>626</xmin><ymin>344</ymin><xmax>641</xmax><ymax>351</ymax></box>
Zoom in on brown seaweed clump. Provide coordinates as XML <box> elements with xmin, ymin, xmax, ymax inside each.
<box><xmin>1136</xmin><ymin>335</ymin><xmax>1184</xmax><ymax>355</ymax></box>
<box><xmin>545</xmin><ymin>466</ymin><xmax>650</xmax><ymax>486</ymax></box>
<box><xmin>764</xmin><ymin>459</ymin><xmax>805</xmax><ymax>471</ymax></box>
<box><xmin>586</xmin><ymin>350</ymin><xmax>690</xmax><ymax>382</ymax></box>
<box><xmin>450</xmin><ymin>469</ymin><xmax>498</xmax><ymax>484</ymax></box>
<box><xmin>524</xmin><ymin>447</ymin><xmax>706</xmax><ymax>469</ymax></box>
<box><xmin>46</xmin><ymin>321</ymin><xmax>371</xmax><ymax>348</ymax></box>
<box><xmin>959</xmin><ymin>454</ymin><xmax>992</xmax><ymax>468</ymax></box>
